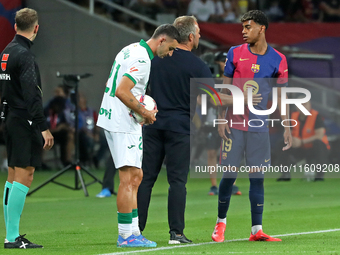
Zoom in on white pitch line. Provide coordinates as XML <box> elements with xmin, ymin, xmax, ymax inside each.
<box><xmin>270</xmin><ymin>228</ymin><xmax>340</xmax><ymax>238</ymax></box>
<box><xmin>99</xmin><ymin>228</ymin><xmax>340</xmax><ymax>255</ymax></box>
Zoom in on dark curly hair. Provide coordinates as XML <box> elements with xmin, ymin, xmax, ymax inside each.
<box><xmin>240</xmin><ymin>10</ymin><xmax>269</xmax><ymax>30</ymax></box>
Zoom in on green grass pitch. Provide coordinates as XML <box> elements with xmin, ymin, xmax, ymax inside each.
<box><xmin>0</xmin><ymin>169</ymin><xmax>339</xmax><ymax>254</ymax></box>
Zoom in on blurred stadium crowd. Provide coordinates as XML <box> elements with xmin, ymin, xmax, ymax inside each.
<box><xmin>69</xmin><ymin>0</ymin><xmax>340</xmax><ymax>24</ymax></box>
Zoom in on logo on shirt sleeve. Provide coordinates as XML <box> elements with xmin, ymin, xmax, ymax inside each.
<box><xmin>130</xmin><ymin>67</ymin><xmax>139</xmax><ymax>73</ymax></box>
<box><xmin>1</xmin><ymin>54</ymin><xmax>9</xmax><ymax>71</ymax></box>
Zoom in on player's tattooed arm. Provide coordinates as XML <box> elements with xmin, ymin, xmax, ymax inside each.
<box><xmin>135</xmin><ymin>101</ymin><xmax>148</xmax><ymax>116</ymax></box>
<box><xmin>116</xmin><ymin>76</ymin><xmax>157</xmax><ymax>124</ymax></box>
<box><xmin>128</xmin><ymin>98</ymin><xmax>146</xmax><ymax>115</ymax></box>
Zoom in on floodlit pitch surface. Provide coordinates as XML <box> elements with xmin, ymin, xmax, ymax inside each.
<box><xmin>0</xmin><ymin>169</ymin><xmax>339</xmax><ymax>254</ymax></box>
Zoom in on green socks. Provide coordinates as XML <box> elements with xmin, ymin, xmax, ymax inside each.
<box><xmin>3</xmin><ymin>181</ymin><xmax>12</xmax><ymax>231</ymax></box>
<box><xmin>6</xmin><ymin>181</ymin><xmax>29</xmax><ymax>242</ymax></box>
<box><xmin>132</xmin><ymin>208</ymin><xmax>138</xmax><ymax>219</ymax></box>
<box><xmin>132</xmin><ymin>209</ymin><xmax>140</xmax><ymax>236</ymax></box>
<box><xmin>118</xmin><ymin>212</ymin><xmax>132</xmax><ymax>239</ymax></box>
<box><xmin>117</xmin><ymin>209</ymin><xmax>140</xmax><ymax>238</ymax></box>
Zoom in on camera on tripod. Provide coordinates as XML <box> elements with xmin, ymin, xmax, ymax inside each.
<box><xmin>27</xmin><ymin>71</ymin><xmax>101</xmax><ymax>197</ymax></box>
<box><xmin>57</xmin><ymin>72</ymin><xmax>92</xmax><ymax>106</ymax></box>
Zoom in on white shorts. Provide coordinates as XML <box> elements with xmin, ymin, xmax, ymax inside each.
<box><xmin>104</xmin><ymin>130</ymin><xmax>143</xmax><ymax>169</ymax></box>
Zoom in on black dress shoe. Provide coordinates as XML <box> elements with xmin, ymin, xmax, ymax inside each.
<box><xmin>168</xmin><ymin>231</ymin><xmax>192</xmax><ymax>244</ymax></box>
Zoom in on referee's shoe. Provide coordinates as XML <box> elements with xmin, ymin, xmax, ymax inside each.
<box><xmin>4</xmin><ymin>234</ymin><xmax>43</xmax><ymax>249</ymax></box>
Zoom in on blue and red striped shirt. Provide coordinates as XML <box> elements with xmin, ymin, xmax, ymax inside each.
<box><xmin>224</xmin><ymin>43</ymin><xmax>288</xmax><ymax>132</ymax></box>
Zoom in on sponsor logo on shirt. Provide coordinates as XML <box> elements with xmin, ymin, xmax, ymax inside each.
<box><xmin>1</xmin><ymin>54</ymin><xmax>9</xmax><ymax>71</ymax></box>
<box><xmin>130</xmin><ymin>67</ymin><xmax>138</xmax><ymax>73</ymax></box>
<box><xmin>243</xmin><ymin>80</ymin><xmax>259</xmax><ymax>95</ymax></box>
<box><xmin>239</xmin><ymin>58</ymin><xmax>249</xmax><ymax>61</ymax></box>
<box><xmin>1</xmin><ymin>54</ymin><xmax>9</xmax><ymax>61</ymax></box>
<box><xmin>1</xmin><ymin>63</ymin><xmax>7</xmax><ymax>71</ymax></box>
<box><xmin>123</xmin><ymin>48</ymin><xmax>130</xmax><ymax>59</ymax></box>
<box><xmin>0</xmin><ymin>74</ymin><xmax>11</xmax><ymax>80</ymax></box>
<box><xmin>99</xmin><ymin>107</ymin><xmax>112</xmax><ymax>120</ymax></box>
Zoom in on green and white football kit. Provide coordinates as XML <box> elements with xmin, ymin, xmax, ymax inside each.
<box><xmin>97</xmin><ymin>39</ymin><xmax>154</xmax><ymax>169</ymax></box>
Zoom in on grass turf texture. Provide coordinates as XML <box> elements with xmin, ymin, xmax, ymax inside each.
<box><xmin>0</xmin><ymin>169</ymin><xmax>339</xmax><ymax>254</ymax></box>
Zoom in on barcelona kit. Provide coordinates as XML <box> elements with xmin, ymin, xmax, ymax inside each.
<box><xmin>220</xmin><ymin>43</ymin><xmax>288</xmax><ymax>168</ymax></box>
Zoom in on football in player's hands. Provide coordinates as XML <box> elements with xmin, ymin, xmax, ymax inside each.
<box><xmin>129</xmin><ymin>94</ymin><xmax>157</xmax><ymax>124</ymax></box>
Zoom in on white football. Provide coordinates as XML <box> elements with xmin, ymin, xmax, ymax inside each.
<box><xmin>129</xmin><ymin>94</ymin><xmax>157</xmax><ymax>124</ymax></box>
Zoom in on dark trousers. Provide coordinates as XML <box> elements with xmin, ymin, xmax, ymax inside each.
<box><xmin>137</xmin><ymin>128</ymin><xmax>190</xmax><ymax>235</ymax></box>
<box><xmin>51</xmin><ymin>129</ymin><xmax>69</xmax><ymax>166</ymax></box>
<box><xmin>79</xmin><ymin>130</ymin><xmax>94</xmax><ymax>164</ymax></box>
<box><xmin>102</xmin><ymin>155</ymin><xmax>116</xmax><ymax>194</ymax></box>
<box><xmin>277</xmin><ymin>140</ymin><xmax>329</xmax><ymax>178</ymax></box>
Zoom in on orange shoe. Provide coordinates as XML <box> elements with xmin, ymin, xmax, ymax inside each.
<box><xmin>212</xmin><ymin>222</ymin><xmax>226</xmax><ymax>242</ymax></box>
<box><xmin>232</xmin><ymin>185</ymin><xmax>242</xmax><ymax>195</ymax></box>
<box><xmin>249</xmin><ymin>230</ymin><xmax>281</xmax><ymax>241</ymax></box>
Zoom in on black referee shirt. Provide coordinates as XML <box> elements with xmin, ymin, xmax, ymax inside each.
<box><xmin>0</xmin><ymin>34</ymin><xmax>47</xmax><ymax>131</ymax></box>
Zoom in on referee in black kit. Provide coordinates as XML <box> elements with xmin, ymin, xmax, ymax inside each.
<box><xmin>0</xmin><ymin>8</ymin><xmax>54</xmax><ymax>249</ymax></box>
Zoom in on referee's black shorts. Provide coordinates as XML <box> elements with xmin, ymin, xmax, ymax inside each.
<box><xmin>3</xmin><ymin>111</ymin><xmax>43</xmax><ymax>168</ymax></box>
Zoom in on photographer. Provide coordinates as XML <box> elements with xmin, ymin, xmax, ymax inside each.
<box><xmin>276</xmin><ymin>100</ymin><xmax>330</xmax><ymax>181</ymax></box>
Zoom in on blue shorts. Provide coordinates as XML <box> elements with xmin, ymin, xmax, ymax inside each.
<box><xmin>219</xmin><ymin>128</ymin><xmax>271</xmax><ymax>168</ymax></box>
